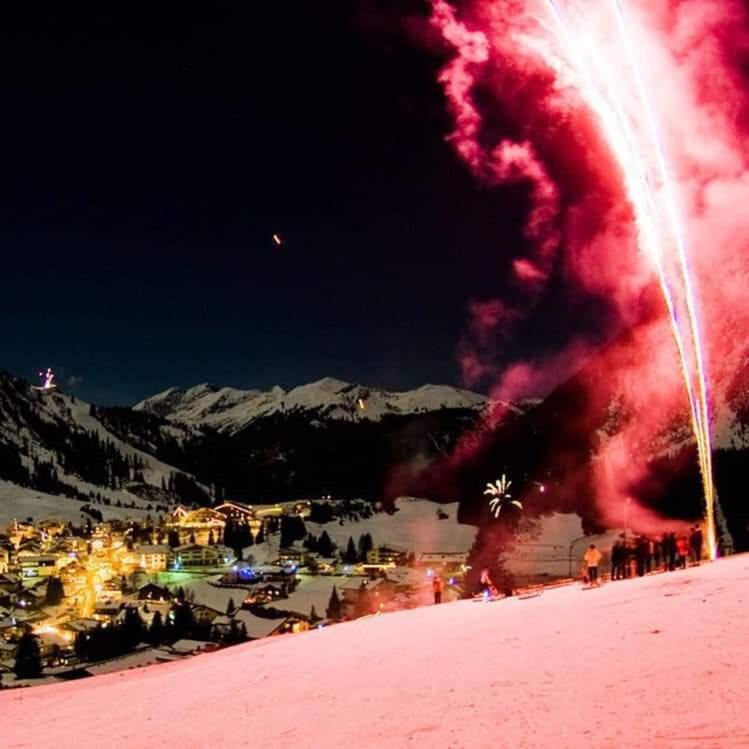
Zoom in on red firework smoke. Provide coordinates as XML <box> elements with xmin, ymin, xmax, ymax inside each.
<box><xmin>428</xmin><ymin>0</ymin><xmax>749</xmax><ymax>540</ymax></box>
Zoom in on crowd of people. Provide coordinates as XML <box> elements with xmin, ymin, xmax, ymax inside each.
<box><xmin>597</xmin><ymin>525</ymin><xmax>705</xmax><ymax>582</ymax></box>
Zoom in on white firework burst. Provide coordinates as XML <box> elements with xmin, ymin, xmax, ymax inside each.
<box><xmin>484</xmin><ymin>474</ymin><xmax>523</xmax><ymax>518</ymax></box>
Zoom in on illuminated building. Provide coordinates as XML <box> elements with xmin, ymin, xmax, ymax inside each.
<box><xmin>366</xmin><ymin>545</ymin><xmax>408</xmax><ymax>566</ymax></box>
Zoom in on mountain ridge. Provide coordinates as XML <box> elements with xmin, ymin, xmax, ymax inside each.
<box><xmin>134</xmin><ymin>377</ymin><xmax>491</xmax><ymax>434</ymax></box>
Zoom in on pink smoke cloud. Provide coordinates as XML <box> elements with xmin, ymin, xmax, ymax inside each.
<box><xmin>427</xmin><ymin>0</ymin><xmax>749</xmax><ymax>528</ymax></box>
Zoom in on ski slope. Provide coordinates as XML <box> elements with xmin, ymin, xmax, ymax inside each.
<box><xmin>3</xmin><ymin>554</ymin><xmax>747</xmax><ymax>748</ymax></box>
<box><xmin>0</xmin><ymin>480</ymin><xmax>150</xmax><ymax>526</ymax></box>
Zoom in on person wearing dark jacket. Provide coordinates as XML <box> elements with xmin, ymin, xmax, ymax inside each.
<box><xmin>636</xmin><ymin>536</ymin><xmax>649</xmax><ymax>577</ymax></box>
<box><xmin>611</xmin><ymin>541</ymin><xmax>623</xmax><ymax>580</ymax></box>
<box><xmin>690</xmin><ymin>525</ymin><xmax>703</xmax><ymax>564</ymax></box>
<box><xmin>666</xmin><ymin>533</ymin><xmax>678</xmax><ymax>571</ymax></box>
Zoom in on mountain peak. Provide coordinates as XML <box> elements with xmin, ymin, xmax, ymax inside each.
<box><xmin>135</xmin><ymin>378</ymin><xmax>487</xmax><ymax>433</ymax></box>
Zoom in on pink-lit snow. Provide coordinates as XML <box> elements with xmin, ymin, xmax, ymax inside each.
<box><xmin>2</xmin><ymin>554</ymin><xmax>747</xmax><ymax>748</ymax></box>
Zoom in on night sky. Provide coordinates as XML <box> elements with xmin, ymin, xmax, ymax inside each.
<box><xmin>1</xmin><ymin>1</ymin><xmax>595</xmax><ymax>405</ymax></box>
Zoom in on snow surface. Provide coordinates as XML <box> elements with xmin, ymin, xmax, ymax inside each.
<box><xmin>303</xmin><ymin>498</ymin><xmax>477</xmax><ymax>556</ymax></box>
<box><xmin>135</xmin><ymin>377</ymin><xmax>488</xmax><ymax>433</ymax></box>
<box><xmin>0</xmin><ymin>480</ymin><xmax>150</xmax><ymax>526</ymax></box>
<box><xmin>2</xmin><ymin>554</ymin><xmax>747</xmax><ymax>748</ymax></box>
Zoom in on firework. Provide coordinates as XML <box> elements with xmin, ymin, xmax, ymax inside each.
<box><xmin>484</xmin><ymin>475</ymin><xmax>523</xmax><ymax>518</ymax></box>
<box><xmin>540</xmin><ymin>0</ymin><xmax>716</xmax><ymax>558</ymax></box>
<box><xmin>35</xmin><ymin>368</ymin><xmax>56</xmax><ymax>391</ymax></box>
<box><xmin>272</xmin><ymin>233</ymin><xmax>283</xmax><ymax>247</ymax></box>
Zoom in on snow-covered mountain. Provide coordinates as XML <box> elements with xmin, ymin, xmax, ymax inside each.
<box><xmin>135</xmin><ymin>377</ymin><xmax>489</xmax><ymax>433</ymax></box>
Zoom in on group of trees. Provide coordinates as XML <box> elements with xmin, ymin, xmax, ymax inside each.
<box><xmin>279</xmin><ymin>515</ymin><xmax>306</xmax><ymax>549</ymax></box>
<box><xmin>342</xmin><ymin>533</ymin><xmax>374</xmax><ymax>564</ymax></box>
<box><xmin>303</xmin><ymin>530</ymin><xmax>336</xmax><ymax>558</ymax></box>
<box><xmin>159</xmin><ymin>471</ymin><xmax>211</xmax><ymax>506</ymax></box>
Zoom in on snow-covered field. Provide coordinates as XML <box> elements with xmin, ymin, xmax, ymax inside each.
<box><xmin>3</xmin><ymin>553</ymin><xmax>747</xmax><ymax>748</ymax></box>
<box><xmin>0</xmin><ymin>480</ymin><xmax>149</xmax><ymax>526</ymax></box>
<box><xmin>304</xmin><ymin>498</ymin><xmax>477</xmax><ymax>555</ymax></box>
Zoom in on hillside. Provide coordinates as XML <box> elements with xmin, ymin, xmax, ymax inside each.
<box><xmin>3</xmin><ymin>555</ymin><xmax>747</xmax><ymax>748</ymax></box>
<box><xmin>0</xmin><ymin>372</ymin><xmax>206</xmax><ymax>522</ymax></box>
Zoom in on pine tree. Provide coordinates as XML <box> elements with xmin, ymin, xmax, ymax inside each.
<box><xmin>122</xmin><ymin>607</ymin><xmax>146</xmax><ymax>649</ymax></box>
<box><xmin>309</xmin><ymin>605</ymin><xmax>321</xmax><ymax>624</ymax></box>
<box><xmin>344</xmin><ymin>537</ymin><xmax>357</xmax><ymax>564</ymax></box>
<box><xmin>357</xmin><ymin>533</ymin><xmax>374</xmax><ymax>563</ymax></box>
<box><xmin>317</xmin><ymin>530</ymin><xmax>335</xmax><ymax>558</ymax></box>
<box><xmin>148</xmin><ymin>611</ymin><xmax>165</xmax><ymax>645</ymax></box>
<box><xmin>14</xmin><ymin>633</ymin><xmax>42</xmax><ymax>679</ymax></box>
<box><xmin>326</xmin><ymin>586</ymin><xmax>342</xmax><ymax>620</ymax></box>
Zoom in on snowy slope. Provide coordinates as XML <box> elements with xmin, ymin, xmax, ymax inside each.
<box><xmin>3</xmin><ymin>554</ymin><xmax>748</xmax><ymax>748</ymax></box>
<box><xmin>135</xmin><ymin>377</ymin><xmax>489</xmax><ymax>433</ymax></box>
<box><xmin>248</xmin><ymin>498</ymin><xmax>478</xmax><ymax>566</ymax></box>
<box><xmin>0</xmin><ymin>480</ymin><xmax>151</xmax><ymax>525</ymax></box>
<box><xmin>0</xmin><ymin>373</ymin><xmax>199</xmax><ymax>519</ymax></box>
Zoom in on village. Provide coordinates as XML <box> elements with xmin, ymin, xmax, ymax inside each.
<box><xmin>0</xmin><ymin>498</ymin><xmax>470</xmax><ymax>686</ymax></box>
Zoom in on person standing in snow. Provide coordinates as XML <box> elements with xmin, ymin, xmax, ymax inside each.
<box><xmin>676</xmin><ymin>535</ymin><xmax>689</xmax><ymax>569</ymax></box>
<box><xmin>636</xmin><ymin>536</ymin><xmax>649</xmax><ymax>577</ymax></box>
<box><xmin>666</xmin><ymin>532</ymin><xmax>678</xmax><ymax>571</ymax></box>
<box><xmin>583</xmin><ymin>544</ymin><xmax>602</xmax><ymax>587</ymax></box>
<box><xmin>689</xmin><ymin>525</ymin><xmax>703</xmax><ymax>565</ymax></box>
<box><xmin>432</xmin><ymin>574</ymin><xmax>444</xmax><ymax>605</ymax></box>
<box><xmin>611</xmin><ymin>540</ymin><xmax>623</xmax><ymax>580</ymax></box>
<box><xmin>479</xmin><ymin>568</ymin><xmax>496</xmax><ymax>599</ymax></box>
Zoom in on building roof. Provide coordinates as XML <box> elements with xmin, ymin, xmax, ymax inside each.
<box><xmin>232</xmin><ymin>610</ymin><xmax>286</xmax><ymax>640</ymax></box>
<box><xmin>137</xmin><ymin>544</ymin><xmax>171</xmax><ymax>555</ymax></box>
<box><xmin>168</xmin><ymin>639</ymin><xmax>214</xmax><ymax>655</ymax></box>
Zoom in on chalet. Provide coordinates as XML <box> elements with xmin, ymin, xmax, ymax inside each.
<box><xmin>94</xmin><ymin>600</ymin><xmax>122</xmax><ymax>620</ymax></box>
<box><xmin>340</xmin><ymin>577</ymin><xmax>394</xmax><ymax>618</ymax></box>
<box><xmin>366</xmin><ymin>544</ymin><xmax>408</xmax><ymax>566</ymax></box>
<box><xmin>241</xmin><ymin>583</ymin><xmax>287</xmax><ymax>605</ymax></box>
<box><xmin>212</xmin><ymin>610</ymin><xmax>308</xmax><ymax>641</ymax></box>
<box><xmin>17</xmin><ymin>551</ymin><xmax>67</xmax><ymax>579</ymax></box>
<box><xmin>63</xmin><ymin>618</ymin><xmax>100</xmax><ymax>635</ymax></box>
<box><xmin>173</xmin><ymin>544</ymin><xmax>233</xmax><ymax>568</ymax></box>
<box><xmin>214</xmin><ymin>500</ymin><xmax>255</xmax><ymax>522</ymax></box>
<box><xmin>137</xmin><ymin>583</ymin><xmax>172</xmax><ymax>603</ymax></box>
<box><xmin>169</xmin><ymin>507</ymin><xmax>226</xmax><ymax>545</ymax></box>
<box><xmin>167</xmin><ymin>639</ymin><xmax>218</xmax><ymax>656</ymax></box>
<box><xmin>136</xmin><ymin>544</ymin><xmax>172</xmax><ymax>572</ymax></box>
<box><xmin>417</xmin><ymin>552</ymin><xmax>468</xmax><ymax>573</ymax></box>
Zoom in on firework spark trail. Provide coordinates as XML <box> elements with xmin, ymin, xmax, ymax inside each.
<box><xmin>610</xmin><ymin>0</ymin><xmax>716</xmax><ymax>557</ymax></box>
<box><xmin>542</xmin><ymin>0</ymin><xmax>716</xmax><ymax>555</ymax></box>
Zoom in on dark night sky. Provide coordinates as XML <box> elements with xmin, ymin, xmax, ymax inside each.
<box><xmin>0</xmin><ymin>0</ymin><xmax>592</xmax><ymax>405</ymax></box>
